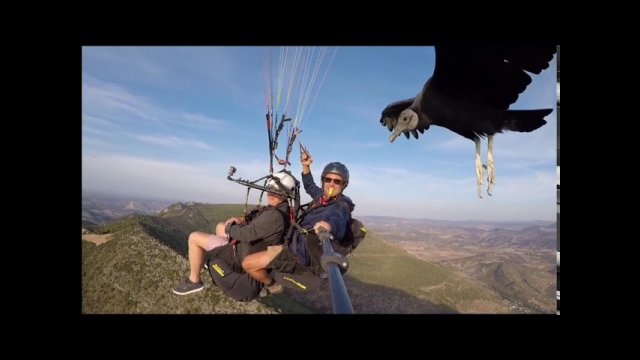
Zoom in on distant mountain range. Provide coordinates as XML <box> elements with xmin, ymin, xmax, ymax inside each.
<box><xmin>360</xmin><ymin>215</ymin><xmax>554</xmax><ymax>231</ymax></box>
<box><xmin>360</xmin><ymin>216</ymin><xmax>556</xmax><ymax>251</ymax></box>
<box><xmin>82</xmin><ymin>191</ymin><xmax>176</xmax><ymax>226</ymax></box>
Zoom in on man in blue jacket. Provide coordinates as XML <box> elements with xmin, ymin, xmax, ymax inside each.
<box><xmin>242</xmin><ymin>149</ymin><xmax>354</xmax><ymax>296</ymax></box>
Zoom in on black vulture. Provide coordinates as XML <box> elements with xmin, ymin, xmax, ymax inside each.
<box><xmin>380</xmin><ymin>46</ymin><xmax>556</xmax><ymax>198</ymax></box>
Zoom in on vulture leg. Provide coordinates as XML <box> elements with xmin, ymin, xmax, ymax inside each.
<box><xmin>486</xmin><ymin>135</ymin><xmax>494</xmax><ymax>196</ymax></box>
<box><xmin>475</xmin><ymin>138</ymin><xmax>483</xmax><ymax>198</ymax></box>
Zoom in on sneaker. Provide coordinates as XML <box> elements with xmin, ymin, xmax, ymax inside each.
<box><xmin>172</xmin><ymin>278</ymin><xmax>204</xmax><ymax>295</ymax></box>
<box><xmin>259</xmin><ymin>281</ymin><xmax>284</xmax><ymax>297</ymax></box>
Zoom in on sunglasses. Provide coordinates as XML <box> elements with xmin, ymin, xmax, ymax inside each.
<box><xmin>324</xmin><ymin>177</ymin><xmax>343</xmax><ymax>185</ymax></box>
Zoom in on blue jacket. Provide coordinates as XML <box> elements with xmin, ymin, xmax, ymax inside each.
<box><xmin>288</xmin><ymin>172</ymin><xmax>355</xmax><ymax>266</ymax></box>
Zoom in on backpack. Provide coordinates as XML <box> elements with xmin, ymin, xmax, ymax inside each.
<box><xmin>331</xmin><ymin>217</ymin><xmax>367</xmax><ymax>256</ymax></box>
<box><xmin>324</xmin><ymin>197</ymin><xmax>367</xmax><ymax>256</ymax></box>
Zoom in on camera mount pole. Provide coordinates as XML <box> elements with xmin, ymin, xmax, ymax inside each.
<box><xmin>318</xmin><ymin>229</ymin><xmax>354</xmax><ymax>314</ymax></box>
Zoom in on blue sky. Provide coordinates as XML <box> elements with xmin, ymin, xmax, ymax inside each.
<box><xmin>82</xmin><ymin>46</ymin><xmax>557</xmax><ymax>221</ymax></box>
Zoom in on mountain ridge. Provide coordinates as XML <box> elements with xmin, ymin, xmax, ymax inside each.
<box><xmin>82</xmin><ymin>202</ymin><xmax>548</xmax><ymax>314</ymax></box>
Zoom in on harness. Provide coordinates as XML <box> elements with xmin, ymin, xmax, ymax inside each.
<box><xmin>231</xmin><ymin>205</ymin><xmax>291</xmax><ymax>262</ymax></box>
<box><xmin>205</xmin><ymin>203</ymin><xmax>293</xmax><ymax>302</ymax></box>
<box><xmin>281</xmin><ymin>195</ymin><xmax>352</xmax><ymax>274</ymax></box>
<box><xmin>285</xmin><ymin>195</ymin><xmax>350</xmax><ymax>245</ymax></box>
<box><xmin>267</xmin><ymin>195</ymin><xmax>357</xmax><ymax>293</ymax></box>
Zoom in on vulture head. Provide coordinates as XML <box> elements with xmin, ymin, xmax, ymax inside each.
<box><xmin>380</xmin><ymin>46</ymin><xmax>557</xmax><ymax>198</ymax></box>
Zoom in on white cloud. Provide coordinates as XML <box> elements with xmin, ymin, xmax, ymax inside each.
<box><xmin>344</xmin><ymin>163</ymin><xmax>555</xmax><ymax>221</ymax></box>
<box><xmin>83</xmin><ymin>76</ymin><xmax>165</xmax><ymax>127</ymax></box>
<box><xmin>130</xmin><ymin>134</ymin><xmax>212</xmax><ymax>150</ymax></box>
<box><xmin>82</xmin><ymin>114</ymin><xmax>119</xmax><ymax>129</ymax></box>
<box><xmin>82</xmin><ymin>136</ymin><xmax>120</xmax><ymax>151</ymax></box>
<box><xmin>82</xmin><ymin>153</ymin><xmax>274</xmax><ymax>204</ymax></box>
<box><xmin>83</xmin><ymin>46</ymin><xmax>167</xmax><ymax>78</ymax></box>
<box><xmin>83</xmin><ymin>76</ymin><xmax>232</xmax><ymax>133</ymax></box>
<box><xmin>83</xmin><ymin>126</ymin><xmax>110</xmax><ymax>137</ymax></box>
<box><xmin>177</xmin><ymin>111</ymin><xmax>227</xmax><ymax>131</ymax></box>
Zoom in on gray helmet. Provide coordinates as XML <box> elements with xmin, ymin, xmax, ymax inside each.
<box><xmin>321</xmin><ymin>162</ymin><xmax>349</xmax><ymax>185</ymax></box>
<box><xmin>267</xmin><ymin>172</ymin><xmax>297</xmax><ymax>192</ymax></box>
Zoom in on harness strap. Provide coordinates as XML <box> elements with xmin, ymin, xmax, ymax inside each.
<box><xmin>285</xmin><ymin>195</ymin><xmax>352</xmax><ymax>260</ymax></box>
<box><xmin>233</xmin><ymin>205</ymin><xmax>291</xmax><ymax>260</ymax></box>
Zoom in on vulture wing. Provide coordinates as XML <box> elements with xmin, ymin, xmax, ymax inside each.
<box><xmin>429</xmin><ymin>46</ymin><xmax>557</xmax><ymax>111</ymax></box>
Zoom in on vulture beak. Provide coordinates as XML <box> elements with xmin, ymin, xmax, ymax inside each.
<box><xmin>389</xmin><ymin>109</ymin><xmax>419</xmax><ymax>143</ymax></box>
<box><xmin>389</xmin><ymin>123</ymin><xmax>408</xmax><ymax>143</ymax></box>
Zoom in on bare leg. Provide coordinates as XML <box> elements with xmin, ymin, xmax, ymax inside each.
<box><xmin>242</xmin><ymin>247</ymin><xmax>282</xmax><ymax>285</ymax></box>
<box><xmin>486</xmin><ymin>135</ymin><xmax>495</xmax><ymax>196</ymax></box>
<box><xmin>475</xmin><ymin>138</ymin><xmax>483</xmax><ymax>198</ymax></box>
<box><xmin>215</xmin><ymin>222</ymin><xmax>227</xmax><ymax>237</ymax></box>
<box><xmin>188</xmin><ymin>231</ymin><xmax>227</xmax><ymax>283</ymax></box>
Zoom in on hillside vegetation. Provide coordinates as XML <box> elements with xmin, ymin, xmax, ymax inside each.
<box><xmin>288</xmin><ymin>232</ymin><xmax>513</xmax><ymax>313</ymax></box>
<box><xmin>82</xmin><ymin>222</ymin><xmax>312</xmax><ymax>314</ymax></box>
<box><xmin>82</xmin><ymin>203</ymin><xmax>519</xmax><ymax>314</ymax></box>
<box><xmin>363</xmin><ymin>216</ymin><xmax>556</xmax><ymax>313</ymax></box>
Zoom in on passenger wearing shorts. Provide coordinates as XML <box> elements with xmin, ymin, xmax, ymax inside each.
<box><xmin>172</xmin><ymin>172</ymin><xmax>296</xmax><ymax>296</ymax></box>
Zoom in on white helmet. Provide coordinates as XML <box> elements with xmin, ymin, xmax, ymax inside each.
<box><xmin>267</xmin><ymin>172</ymin><xmax>296</xmax><ymax>193</ymax></box>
